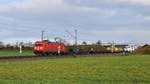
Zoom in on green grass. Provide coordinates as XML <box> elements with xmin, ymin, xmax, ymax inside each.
<box><xmin>0</xmin><ymin>55</ymin><xmax>150</xmax><ymax>84</ymax></box>
<box><xmin>0</xmin><ymin>49</ymin><xmax>33</xmax><ymax>57</ymax></box>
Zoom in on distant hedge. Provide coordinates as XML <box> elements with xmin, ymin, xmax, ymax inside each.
<box><xmin>135</xmin><ymin>45</ymin><xmax>150</xmax><ymax>54</ymax></box>
<box><xmin>0</xmin><ymin>47</ymin><xmax>32</xmax><ymax>50</ymax></box>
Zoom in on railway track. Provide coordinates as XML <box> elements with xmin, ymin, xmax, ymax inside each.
<box><xmin>0</xmin><ymin>53</ymin><xmax>128</xmax><ymax>61</ymax></box>
<box><xmin>0</xmin><ymin>55</ymin><xmax>70</xmax><ymax>61</ymax></box>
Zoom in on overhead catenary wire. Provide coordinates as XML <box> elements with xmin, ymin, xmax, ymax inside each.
<box><xmin>65</xmin><ymin>29</ymin><xmax>78</xmax><ymax>45</ymax></box>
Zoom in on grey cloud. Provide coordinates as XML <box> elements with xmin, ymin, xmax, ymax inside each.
<box><xmin>0</xmin><ymin>0</ymin><xmax>149</xmax><ymax>43</ymax></box>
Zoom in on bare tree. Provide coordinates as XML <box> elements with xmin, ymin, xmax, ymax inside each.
<box><xmin>82</xmin><ymin>41</ymin><xmax>87</xmax><ymax>45</ymax></box>
<box><xmin>0</xmin><ymin>41</ymin><xmax>4</xmax><ymax>48</ymax></box>
<box><xmin>96</xmin><ymin>40</ymin><xmax>102</xmax><ymax>45</ymax></box>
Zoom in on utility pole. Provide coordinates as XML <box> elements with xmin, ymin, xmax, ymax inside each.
<box><xmin>19</xmin><ymin>42</ymin><xmax>23</xmax><ymax>54</ymax></box>
<box><xmin>111</xmin><ymin>41</ymin><xmax>115</xmax><ymax>53</ymax></box>
<box><xmin>41</xmin><ymin>30</ymin><xmax>45</xmax><ymax>41</ymax></box>
<box><xmin>75</xmin><ymin>29</ymin><xmax>77</xmax><ymax>45</ymax></box>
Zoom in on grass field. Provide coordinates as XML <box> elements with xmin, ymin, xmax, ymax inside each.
<box><xmin>0</xmin><ymin>49</ymin><xmax>33</xmax><ymax>57</ymax></box>
<box><xmin>0</xmin><ymin>55</ymin><xmax>150</xmax><ymax>84</ymax></box>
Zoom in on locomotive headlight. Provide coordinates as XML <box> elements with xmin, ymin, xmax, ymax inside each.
<box><xmin>34</xmin><ymin>47</ymin><xmax>37</xmax><ymax>50</ymax></box>
<box><xmin>40</xmin><ymin>47</ymin><xmax>43</xmax><ymax>50</ymax></box>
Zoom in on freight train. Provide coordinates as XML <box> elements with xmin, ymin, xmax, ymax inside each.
<box><xmin>33</xmin><ymin>40</ymin><xmax>125</xmax><ymax>56</ymax></box>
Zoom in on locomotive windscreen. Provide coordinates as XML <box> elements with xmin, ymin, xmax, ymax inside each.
<box><xmin>35</xmin><ymin>44</ymin><xmax>42</xmax><ymax>46</ymax></box>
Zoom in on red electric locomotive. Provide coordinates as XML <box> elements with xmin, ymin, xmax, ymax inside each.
<box><xmin>33</xmin><ymin>40</ymin><xmax>68</xmax><ymax>56</ymax></box>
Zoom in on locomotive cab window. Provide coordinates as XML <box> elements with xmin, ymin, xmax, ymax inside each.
<box><xmin>35</xmin><ymin>44</ymin><xmax>42</xmax><ymax>46</ymax></box>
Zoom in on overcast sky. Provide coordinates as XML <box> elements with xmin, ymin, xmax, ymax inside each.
<box><xmin>0</xmin><ymin>0</ymin><xmax>150</xmax><ymax>43</ymax></box>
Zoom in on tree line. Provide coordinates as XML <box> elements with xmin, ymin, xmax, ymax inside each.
<box><xmin>0</xmin><ymin>41</ymin><xmax>33</xmax><ymax>49</ymax></box>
